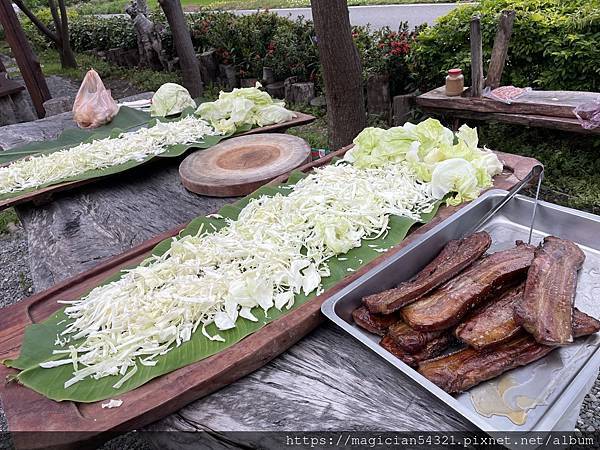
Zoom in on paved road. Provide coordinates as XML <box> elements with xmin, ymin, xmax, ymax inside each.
<box><xmin>235</xmin><ymin>3</ymin><xmax>475</xmax><ymax>30</ymax></box>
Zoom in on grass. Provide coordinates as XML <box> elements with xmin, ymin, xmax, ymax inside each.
<box><xmin>74</xmin><ymin>0</ymin><xmax>460</xmax><ymax>14</ymax></box>
<box><xmin>0</xmin><ymin>208</ymin><xmax>19</xmax><ymax>234</ymax></box>
<box><xmin>38</xmin><ymin>49</ymin><xmax>181</xmax><ymax>92</ymax></box>
<box><xmin>478</xmin><ymin>124</ymin><xmax>600</xmax><ymax>215</ymax></box>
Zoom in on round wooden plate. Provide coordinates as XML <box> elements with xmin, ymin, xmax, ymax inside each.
<box><xmin>179</xmin><ymin>133</ymin><xmax>311</xmax><ymax>197</ymax></box>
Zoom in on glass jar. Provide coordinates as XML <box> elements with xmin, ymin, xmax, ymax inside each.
<box><xmin>445</xmin><ymin>68</ymin><xmax>464</xmax><ymax>97</ymax></box>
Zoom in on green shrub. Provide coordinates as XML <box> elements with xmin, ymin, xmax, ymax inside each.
<box><xmin>69</xmin><ymin>15</ymin><xmax>136</xmax><ymax>52</ymax></box>
<box><xmin>410</xmin><ymin>0</ymin><xmax>600</xmax><ymax>92</ymax></box>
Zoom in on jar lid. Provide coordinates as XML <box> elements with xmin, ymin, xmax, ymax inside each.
<box><xmin>448</xmin><ymin>68</ymin><xmax>462</xmax><ymax>75</ymax></box>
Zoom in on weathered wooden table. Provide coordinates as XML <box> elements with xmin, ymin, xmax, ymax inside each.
<box><xmin>417</xmin><ymin>87</ymin><xmax>600</xmax><ymax>135</ymax></box>
<box><xmin>2</xmin><ymin>111</ymin><xmax>540</xmax><ymax>449</ymax></box>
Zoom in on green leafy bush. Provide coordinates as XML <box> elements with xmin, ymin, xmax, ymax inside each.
<box><xmin>69</xmin><ymin>15</ymin><xmax>136</xmax><ymax>52</ymax></box>
<box><xmin>410</xmin><ymin>0</ymin><xmax>600</xmax><ymax>92</ymax></box>
<box><xmin>21</xmin><ymin>10</ymin><xmax>415</xmax><ymax>94</ymax></box>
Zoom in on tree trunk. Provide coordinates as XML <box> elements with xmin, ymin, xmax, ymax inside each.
<box><xmin>158</xmin><ymin>0</ymin><xmax>203</xmax><ymax>97</ymax></box>
<box><xmin>311</xmin><ymin>0</ymin><xmax>366</xmax><ymax>150</ymax></box>
<box><xmin>13</xmin><ymin>0</ymin><xmax>76</xmax><ymax>69</ymax></box>
<box><xmin>57</xmin><ymin>0</ymin><xmax>77</xmax><ymax>68</ymax></box>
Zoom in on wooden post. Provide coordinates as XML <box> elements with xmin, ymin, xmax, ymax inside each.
<box><xmin>289</xmin><ymin>82</ymin><xmax>315</xmax><ymax>105</ymax></box>
<box><xmin>198</xmin><ymin>50</ymin><xmax>218</xmax><ymax>84</ymax></box>
<box><xmin>469</xmin><ymin>15</ymin><xmax>484</xmax><ymax>98</ymax></box>
<box><xmin>485</xmin><ymin>10</ymin><xmax>516</xmax><ymax>89</ymax></box>
<box><xmin>392</xmin><ymin>94</ymin><xmax>414</xmax><ymax>126</ymax></box>
<box><xmin>0</xmin><ymin>0</ymin><xmax>50</xmax><ymax>118</ymax></box>
<box><xmin>366</xmin><ymin>74</ymin><xmax>391</xmax><ymax>123</ymax></box>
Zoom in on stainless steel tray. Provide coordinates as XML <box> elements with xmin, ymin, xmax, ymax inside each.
<box><xmin>321</xmin><ymin>189</ymin><xmax>600</xmax><ymax>432</ymax></box>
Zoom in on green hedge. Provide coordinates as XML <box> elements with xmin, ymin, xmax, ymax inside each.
<box><xmin>410</xmin><ymin>0</ymin><xmax>600</xmax><ymax>92</ymax></box>
<box><xmin>22</xmin><ymin>10</ymin><xmax>416</xmax><ymax>96</ymax></box>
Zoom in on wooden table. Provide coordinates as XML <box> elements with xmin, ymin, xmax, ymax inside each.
<box><xmin>2</xmin><ymin>116</ymin><xmax>540</xmax><ymax>448</ymax></box>
<box><xmin>417</xmin><ymin>87</ymin><xmax>600</xmax><ymax>135</ymax></box>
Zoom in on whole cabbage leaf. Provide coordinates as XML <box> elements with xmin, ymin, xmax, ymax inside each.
<box><xmin>150</xmin><ymin>83</ymin><xmax>197</xmax><ymax>117</ymax></box>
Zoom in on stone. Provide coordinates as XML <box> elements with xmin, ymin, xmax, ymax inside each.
<box><xmin>309</xmin><ymin>95</ymin><xmax>326</xmax><ymax>108</ymax></box>
<box><xmin>43</xmin><ymin>96</ymin><xmax>74</xmax><ymax>117</ymax></box>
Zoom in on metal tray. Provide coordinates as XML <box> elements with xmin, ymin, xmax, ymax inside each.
<box><xmin>322</xmin><ymin>189</ymin><xmax>600</xmax><ymax>432</ymax></box>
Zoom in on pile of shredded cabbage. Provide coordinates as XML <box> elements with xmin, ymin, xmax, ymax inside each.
<box><xmin>343</xmin><ymin>119</ymin><xmax>503</xmax><ymax>205</ymax></box>
<box><xmin>196</xmin><ymin>82</ymin><xmax>296</xmax><ymax>134</ymax></box>
<box><xmin>0</xmin><ymin>116</ymin><xmax>219</xmax><ymax>196</ymax></box>
<box><xmin>42</xmin><ymin>162</ymin><xmax>435</xmax><ymax>388</ymax></box>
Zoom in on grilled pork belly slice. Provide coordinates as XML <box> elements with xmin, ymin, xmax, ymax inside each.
<box><xmin>380</xmin><ymin>333</ymin><xmax>452</xmax><ymax>368</ymax></box>
<box><xmin>387</xmin><ymin>320</ymin><xmax>446</xmax><ymax>353</ymax></box>
<box><xmin>363</xmin><ymin>232</ymin><xmax>491</xmax><ymax>314</ymax></box>
<box><xmin>514</xmin><ymin>236</ymin><xmax>586</xmax><ymax>345</ymax></box>
<box><xmin>419</xmin><ymin>310</ymin><xmax>600</xmax><ymax>393</ymax></box>
<box><xmin>455</xmin><ymin>284</ymin><xmax>525</xmax><ymax>349</ymax></box>
<box><xmin>352</xmin><ymin>305</ymin><xmax>398</xmax><ymax>336</ymax></box>
<box><xmin>401</xmin><ymin>242</ymin><xmax>536</xmax><ymax>331</ymax></box>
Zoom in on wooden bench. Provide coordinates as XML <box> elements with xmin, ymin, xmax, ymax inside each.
<box><xmin>416</xmin><ymin>10</ymin><xmax>599</xmax><ymax>135</ymax></box>
<box><xmin>416</xmin><ymin>87</ymin><xmax>600</xmax><ymax>135</ymax></box>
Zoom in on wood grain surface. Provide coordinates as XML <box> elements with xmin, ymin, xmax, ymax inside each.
<box><xmin>179</xmin><ymin>133</ymin><xmax>311</xmax><ymax>197</ymax></box>
<box><xmin>0</xmin><ymin>139</ymin><xmax>539</xmax><ymax>449</ymax></box>
<box><xmin>0</xmin><ymin>112</ymin><xmax>315</xmax><ymax>212</ymax></box>
<box><xmin>417</xmin><ymin>87</ymin><xmax>596</xmax><ymax>119</ymax></box>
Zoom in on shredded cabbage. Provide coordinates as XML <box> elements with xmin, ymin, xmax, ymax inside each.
<box><xmin>0</xmin><ymin>116</ymin><xmax>219</xmax><ymax>196</ymax></box>
<box><xmin>195</xmin><ymin>82</ymin><xmax>296</xmax><ymax>133</ymax></box>
<box><xmin>344</xmin><ymin>119</ymin><xmax>503</xmax><ymax>205</ymax></box>
<box><xmin>149</xmin><ymin>83</ymin><xmax>197</xmax><ymax>117</ymax></box>
<box><xmin>43</xmin><ymin>162</ymin><xmax>435</xmax><ymax>388</ymax></box>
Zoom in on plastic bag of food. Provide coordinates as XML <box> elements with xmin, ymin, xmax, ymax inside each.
<box><xmin>574</xmin><ymin>99</ymin><xmax>600</xmax><ymax>130</ymax></box>
<box><xmin>483</xmin><ymin>86</ymin><xmax>531</xmax><ymax>104</ymax></box>
<box><xmin>72</xmin><ymin>69</ymin><xmax>119</xmax><ymax>128</ymax></box>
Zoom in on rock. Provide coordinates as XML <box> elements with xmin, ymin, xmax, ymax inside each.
<box><xmin>43</xmin><ymin>96</ymin><xmax>74</xmax><ymax>117</ymax></box>
<box><xmin>309</xmin><ymin>95</ymin><xmax>326</xmax><ymax>108</ymax></box>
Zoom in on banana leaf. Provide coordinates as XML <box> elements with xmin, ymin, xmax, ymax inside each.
<box><xmin>0</xmin><ymin>106</ymin><xmax>252</xmax><ymax>202</ymax></box>
<box><xmin>4</xmin><ymin>169</ymin><xmax>441</xmax><ymax>403</ymax></box>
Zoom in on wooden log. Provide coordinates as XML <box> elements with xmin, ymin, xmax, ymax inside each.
<box><xmin>469</xmin><ymin>15</ymin><xmax>484</xmax><ymax>98</ymax></box>
<box><xmin>485</xmin><ymin>10</ymin><xmax>516</xmax><ymax>89</ymax></box>
<box><xmin>288</xmin><ymin>82</ymin><xmax>315</xmax><ymax>105</ymax></box>
<box><xmin>367</xmin><ymin>74</ymin><xmax>391</xmax><ymax>123</ymax></box>
<box><xmin>0</xmin><ymin>0</ymin><xmax>50</xmax><ymax>118</ymax></box>
<box><xmin>240</xmin><ymin>78</ymin><xmax>258</xmax><ymax>88</ymax></box>
<box><xmin>284</xmin><ymin>76</ymin><xmax>298</xmax><ymax>103</ymax></box>
<box><xmin>266</xmin><ymin>81</ymin><xmax>285</xmax><ymax>99</ymax></box>
<box><xmin>198</xmin><ymin>50</ymin><xmax>218</xmax><ymax>84</ymax></box>
<box><xmin>0</xmin><ymin>96</ymin><xmax>17</xmax><ymax>126</ymax></box>
<box><xmin>393</xmin><ymin>93</ymin><xmax>415</xmax><ymax>126</ymax></box>
<box><xmin>262</xmin><ymin>67</ymin><xmax>274</xmax><ymax>85</ymax></box>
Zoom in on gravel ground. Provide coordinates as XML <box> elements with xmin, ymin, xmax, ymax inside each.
<box><xmin>0</xmin><ymin>227</ymin><xmax>152</xmax><ymax>450</ymax></box>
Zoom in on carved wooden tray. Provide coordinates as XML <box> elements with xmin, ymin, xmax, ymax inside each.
<box><xmin>0</xmin><ymin>148</ymin><xmax>539</xmax><ymax>449</ymax></box>
<box><xmin>0</xmin><ymin>112</ymin><xmax>315</xmax><ymax>212</ymax></box>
